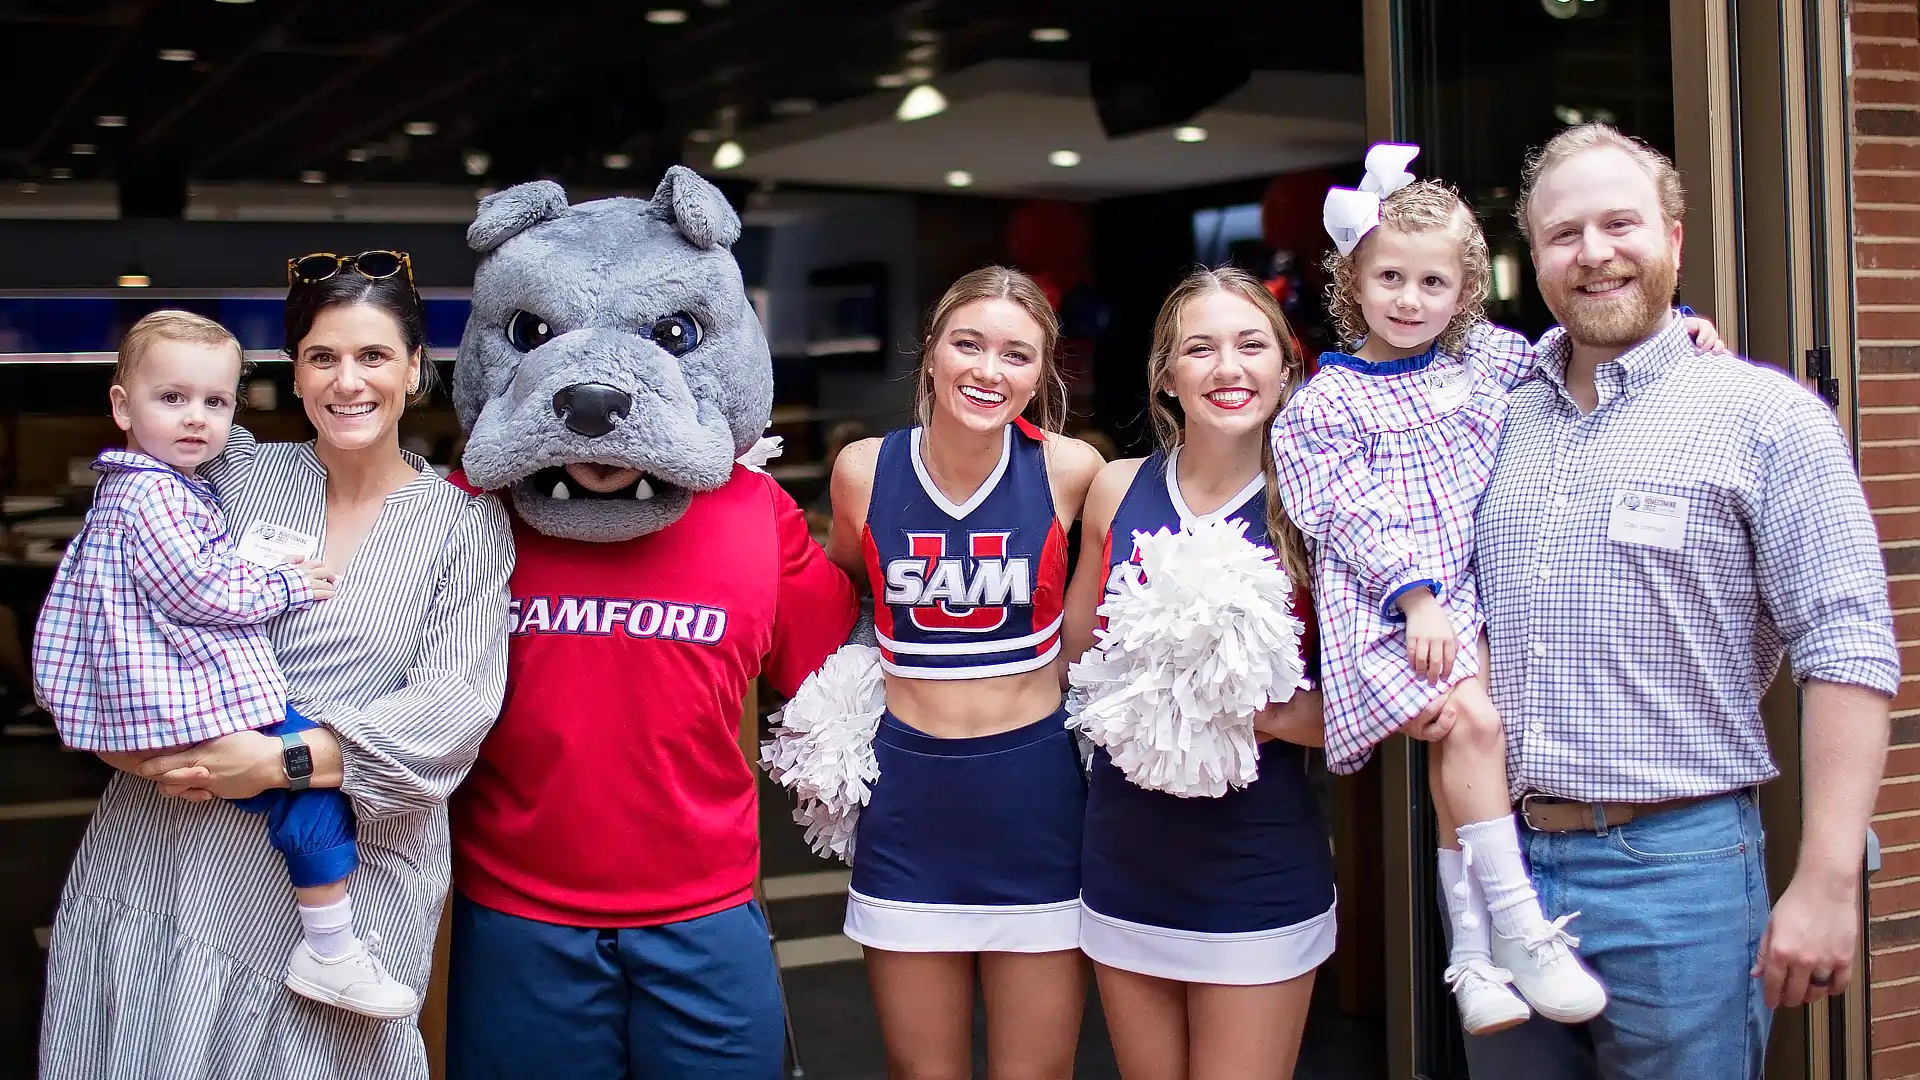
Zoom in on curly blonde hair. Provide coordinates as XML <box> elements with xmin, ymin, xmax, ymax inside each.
<box><xmin>1322</xmin><ymin>179</ymin><xmax>1490</xmax><ymax>357</ymax></box>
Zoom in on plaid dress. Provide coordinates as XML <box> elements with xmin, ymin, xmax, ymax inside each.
<box><xmin>1272</xmin><ymin>323</ymin><xmax>1533</xmax><ymax>773</ymax></box>
<box><xmin>32</xmin><ymin>449</ymin><xmax>315</xmax><ymax>751</ymax></box>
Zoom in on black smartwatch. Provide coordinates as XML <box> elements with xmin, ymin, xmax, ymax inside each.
<box><xmin>280</xmin><ymin>732</ymin><xmax>314</xmax><ymax>792</ymax></box>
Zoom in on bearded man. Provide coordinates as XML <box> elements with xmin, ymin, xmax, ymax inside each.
<box><xmin>1458</xmin><ymin>123</ymin><xmax>1898</xmax><ymax>1078</ymax></box>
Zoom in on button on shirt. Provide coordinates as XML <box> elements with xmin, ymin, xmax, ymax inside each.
<box><xmin>1475</xmin><ymin>314</ymin><xmax>1900</xmax><ymax>803</ymax></box>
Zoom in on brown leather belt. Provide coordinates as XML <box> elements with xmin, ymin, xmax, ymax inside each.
<box><xmin>1517</xmin><ymin>792</ymin><xmax>1714</xmax><ymax>833</ymax></box>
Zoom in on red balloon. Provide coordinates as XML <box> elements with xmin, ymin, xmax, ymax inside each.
<box><xmin>1261</xmin><ymin>169</ymin><xmax>1338</xmax><ymax>256</ymax></box>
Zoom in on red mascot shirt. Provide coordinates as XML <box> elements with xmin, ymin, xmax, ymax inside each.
<box><xmin>449</xmin><ymin>466</ymin><xmax>857</xmax><ymax>927</ymax></box>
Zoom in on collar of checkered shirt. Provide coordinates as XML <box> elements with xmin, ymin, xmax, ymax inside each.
<box><xmin>1534</xmin><ymin>308</ymin><xmax>1695</xmax><ymax>402</ymax></box>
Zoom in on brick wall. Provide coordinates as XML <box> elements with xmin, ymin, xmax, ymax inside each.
<box><xmin>1857</xmin><ymin>2</ymin><xmax>1920</xmax><ymax>1076</ymax></box>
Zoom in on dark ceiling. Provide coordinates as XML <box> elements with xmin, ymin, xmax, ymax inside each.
<box><xmin>0</xmin><ymin>0</ymin><xmax>1367</xmax><ymax>198</ymax></box>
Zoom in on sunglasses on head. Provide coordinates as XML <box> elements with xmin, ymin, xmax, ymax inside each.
<box><xmin>286</xmin><ymin>250</ymin><xmax>416</xmax><ymax>292</ymax></box>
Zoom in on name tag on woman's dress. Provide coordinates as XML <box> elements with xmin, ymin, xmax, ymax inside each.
<box><xmin>234</xmin><ymin>521</ymin><xmax>320</xmax><ymax>568</ymax></box>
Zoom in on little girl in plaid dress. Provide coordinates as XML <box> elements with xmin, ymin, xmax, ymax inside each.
<box><xmin>1271</xmin><ymin>145</ymin><xmax>1724</xmax><ymax>1035</ymax></box>
<box><xmin>32</xmin><ymin>311</ymin><xmax>417</xmax><ymax>1019</ymax></box>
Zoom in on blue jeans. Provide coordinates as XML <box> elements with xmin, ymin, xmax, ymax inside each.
<box><xmin>227</xmin><ymin>707</ymin><xmax>358</xmax><ymax>889</ymax></box>
<box><xmin>446</xmin><ymin>893</ymin><xmax>785</xmax><ymax>1080</ymax></box>
<box><xmin>1457</xmin><ymin>792</ymin><xmax>1771</xmax><ymax>1080</ymax></box>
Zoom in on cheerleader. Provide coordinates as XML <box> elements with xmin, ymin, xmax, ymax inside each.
<box><xmin>826</xmin><ymin>266</ymin><xmax>1106</xmax><ymax>1078</ymax></box>
<box><xmin>1061</xmin><ymin>267</ymin><xmax>1333</xmax><ymax>1080</ymax></box>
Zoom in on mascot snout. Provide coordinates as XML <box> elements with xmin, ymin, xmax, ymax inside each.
<box><xmin>553</xmin><ymin>383</ymin><xmax>630</xmax><ymax>438</ymax></box>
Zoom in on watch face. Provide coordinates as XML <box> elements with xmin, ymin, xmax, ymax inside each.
<box><xmin>283</xmin><ymin>743</ymin><xmax>314</xmax><ymax>778</ymax></box>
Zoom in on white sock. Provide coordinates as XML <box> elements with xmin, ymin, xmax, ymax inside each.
<box><xmin>1437</xmin><ymin>847</ymin><xmax>1493</xmax><ymax>966</ymax></box>
<box><xmin>1457</xmin><ymin>815</ymin><xmax>1549</xmax><ymax>941</ymax></box>
<box><xmin>297</xmin><ymin>895</ymin><xmax>359</xmax><ymax>959</ymax></box>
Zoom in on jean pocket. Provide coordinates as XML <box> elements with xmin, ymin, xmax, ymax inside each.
<box><xmin>1610</xmin><ymin>799</ymin><xmax>1750</xmax><ymax>864</ymax></box>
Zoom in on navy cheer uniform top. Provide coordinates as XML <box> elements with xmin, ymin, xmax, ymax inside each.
<box><xmin>1081</xmin><ymin>448</ymin><xmax>1337</xmax><ymax>969</ymax></box>
<box><xmin>861</xmin><ymin>418</ymin><xmax>1069</xmax><ymax>680</ymax></box>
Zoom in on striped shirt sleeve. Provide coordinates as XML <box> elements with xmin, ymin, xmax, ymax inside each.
<box><xmin>1271</xmin><ymin>383</ymin><xmax>1441</xmax><ymax>616</ymax></box>
<box><xmin>318</xmin><ymin>493</ymin><xmax>515</xmax><ymax>821</ymax></box>
<box><xmin>1465</xmin><ymin>321</ymin><xmax>1537</xmax><ymax>391</ymax></box>
<box><xmin>1753</xmin><ymin>389</ymin><xmax>1902</xmax><ymax>696</ymax></box>
<box><xmin>122</xmin><ymin>472</ymin><xmax>316</xmax><ymax>627</ymax></box>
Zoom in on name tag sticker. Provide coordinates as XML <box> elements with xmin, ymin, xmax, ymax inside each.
<box><xmin>1607</xmin><ymin>489</ymin><xmax>1689</xmax><ymax>551</ymax></box>
<box><xmin>234</xmin><ymin>521</ymin><xmax>319</xmax><ymax>568</ymax></box>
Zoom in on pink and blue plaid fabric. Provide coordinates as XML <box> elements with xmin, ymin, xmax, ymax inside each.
<box><xmin>1273</xmin><ymin>323</ymin><xmax>1534</xmax><ymax>773</ymax></box>
<box><xmin>31</xmin><ymin>449</ymin><xmax>316</xmax><ymax>752</ymax></box>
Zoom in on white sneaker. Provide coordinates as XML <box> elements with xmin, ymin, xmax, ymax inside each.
<box><xmin>285</xmin><ymin>932</ymin><xmax>421</xmax><ymax>1020</ymax></box>
<box><xmin>1445</xmin><ymin>958</ymin><xmax>1533</xmax><ymax>1035</ymax></box>
<box><xmin>1489</xmin><ymin>913</ymin><xmax>1607</xmax><ymax>1024</ymax></box>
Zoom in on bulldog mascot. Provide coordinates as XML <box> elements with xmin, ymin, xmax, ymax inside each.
<box><xmin>442</xmin><ymin>168</ymin><xmax>858</xmax><ymax>1079</ymax></box>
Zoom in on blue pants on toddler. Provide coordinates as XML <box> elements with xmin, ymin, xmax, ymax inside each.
<box><xmin>228</xmin><ymin>705</ymin><xmax>358</xmax><ymax>889</ymax></box>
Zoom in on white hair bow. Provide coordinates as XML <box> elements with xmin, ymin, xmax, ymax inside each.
<box><xmin>1322</xmin><ymin>142</ymin><xmax>1422</xmax><ymax>256</ymax></box>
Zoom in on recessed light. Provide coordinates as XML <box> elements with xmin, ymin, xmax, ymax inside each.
<box><xmin>944</xmin><ymin>170</ymin><xmax>973</xmax><ymax>188</ymax></box>
<box><xmin>213</xmin><ymin>0</ymin><xmax>256</xmax><ymax>4</ymax></box>
<box><xmin>689</xmin><ymin>128</ymin><xmax>715</xmax><ymax>143</ymax></box>
<box><xmin>907</xmin><ymin>43</ymin><xmax>937</xmax><ymax>62</ymax></box>
<box><xmin>300</xmin><ymin>170</ymin><xmax>325</xmax><ymax>184</ymax></box>
<box><xmin>71</xmin><ymin>143</ymin><xmax>97</xmax><ymax>156</ymax></box>
<box><xmin>20</xmin><ymin>182</ymin><xmax>39</xmax><ymax>194</ymax></box>
<box><xmin>158</xmin><ymin>48</ymin><xmax>196</xmax><ymax>62</ymax></box>
<box><xmin>50</xmin><ymin>167</ymin><xmax>71</xmax><ymax>179</ymax></box>
<box><xmin>874</xmin><ymin>72</ymin><xmax>908</xmax><ymax>89</ymax></box>
<box><xmin>907</xmin><ymin>28</ymin><xmax>939</xmax><ymax>44</ymax></box>
<box><xmin>346</xmin><ymin>147</ymin><xmax>369</xmax><ymax>163</ymax></box>
<box><xmin>1173</xmin><ymin>125</ymin><xmax>1208</xmax><ymax>143</ymax></box>
<box><xmin>1048</xmin><ymin>149</ymin><xmax>1081</xmax><ymax>168</ymax></box>
<box><xmin>896</xmin><ymin>84</ymin><xmax>947</xmax><ymax>122</ymax></box>
<box><xmin>603</xmin><ymin>152</ymin><xmax>632</xmax><ymax>170</ymax></box>
<box><xmin>1031</xmin><ymin>27</ymin><xmax>1069</xmax><ymax>43</ymax></box>
<box><xmin>95</xmin><ymin>115</ymin><xmax>127</xmax><ymax>128</ymax></box>
<box><xmin>118</xmin><ymin>274</ymin><xmax>151</xmax><ymax>288</ymax></box>
<box><xmin>404</xmin><ymin>121</ymin><xmax>436</xmax><ymax>137</ymax></box>
<box><xmin>645</xmin><ymin>8</ymin><xmax>688</xmax><ymax>24</ymax></box>
<box><xmin>771</xmin><ymin>98</ymin><xmax>817</xmax><ymax>116</ymax></box>
<box><xmin>903</xmin><ymin>65</ymin><xmax>933</xmax><ymax>82</ymax></box>
<box><xmin>712</xmin><ymin>140</ymin><xmax>745</xmax><ymax>170</ymax></box>
<box><xmin>463</xmin><ymin>150</ymin><xmax>491</xmax><ymax>176</ymax></box>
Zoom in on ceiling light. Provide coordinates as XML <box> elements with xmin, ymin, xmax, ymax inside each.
<box><xmin>771</xmin><ymin>97</ymin><xmax>817</xmax><ymax>116</ymax></box>
<box><xmin>20</xmin><ymin>182</ymin><xmax>39</xmax><ymax>194</ymax></box>
<box><xmin>118</xmin><ymin>273</ymin><xmax>151</xmax><ymax>288</ymax></box>
<box><xmin>896</xmin><ymin>84</ymin><xmax>948</xmax><ymax>122</ymax></box>
<box><xmin>712</xmin><ymin>140</ymin><xmax>745</xmax><ymax>170</ymax></box>
<box><xmin>158</xmin><ymin>48</ymin><xmax>196</xmax><ymax>62</ymax></box>
<box><xmin>874</xmin><ymin>72</ymin><xmax>908</xmax><ymax>89</ymax></box>
<box><xmin>300</xmin><ymin>170</ymin><xmax>325</xmax><ymax>184</ymax></box>
<box><xmin>71</xmin><ymin>143</ymin><xmax>97</xmax><ymax>156</ymax></box>
<box><xmin>689</xmin><ymin>128</ymin><xmax>715</xmax><ymax>143</ymax></box>
<box><xmin>1031</xmin><ymin>27</ymin><xmax>1069</xmax><ymax>43</ymax></box>
<box><xmin>645</xmin><ymin>8</ymin><xmax>688</xmax><ymax>24</ymax></box>
<box><xmin>463</xmin><ymin>150</ymin><xmax>490</xmax><ymax>176</ymax></box>
<box><xmin>944</xmin><ymin>170</ymin><xmax>973</xmax><ymax>188</ymax></box>
<box><xmin>50</xmin><ymin>167</ymin><xmax>71</xmax><ymax>179</ymax></box>
<box><xmin>1541</xmin><ymin>0</ymin><xmax>1581</xmax><ymax>16</ymax></box>
<box><xmin>404</xmin><ymin>121</ymin><xmax>436</xmax><ymax>137</ymax></box>
<box><xmin>346</xmin><ymin>147</ymin><xmax>369</xmax><ymax>163</ymax></box>
<box><xmin>603</xmin><ymin>152</ymin><xmax>632</xmax><ymax>170</ymax></box>
<box><xmin>907</xmin><ymin>28</ymin><xmax>939</xmax><ymax>44</ymax></box>
<box><xmin>95</xmin><ymin>115</ymin><xmax>127</xmax><ymax>128</ymax></box>
<box><xmin>907</xmin><ymin>43</ymin><xmax>937</xmax><ymax>62</ymax></box>
<box><xmin>903</xmin><ymin>65</ymin><xmax>933</xmax><ymax>82</ymax></box>
<box><xmin>214</xmin><ymin>0</ymin><xmax>256</xmax><ymax>4</ymax></box>
<box><xmin>1047</xmin><ymin>149</ymin><xmax>1081</xmax><ymax>168</ymax></box>
<box><xmin>1553</xmin><ymin>105</ymin><xmax>1583</xmax><ymax>125</ymax></box>
<box><xmin>1173</xmin><ymin>125</ymin><xmax>1208</xmax><ymax>143</ymax></box>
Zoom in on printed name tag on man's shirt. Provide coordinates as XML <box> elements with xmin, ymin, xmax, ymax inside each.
<box><xmin>234</xmin><ymin>521</ymin><xmax>319</xmax><ymax>568</ymax></box>
<box><xmin>1606</xmin><ymin>489</ymin><xmax>1688</xmax><ymax>551</ymax></box>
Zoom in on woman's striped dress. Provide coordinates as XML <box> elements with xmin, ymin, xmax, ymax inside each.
<box><xmin>39</xmin><ymin>429</ymin><xmax>514</xmax><ymax>1080</ymax></box>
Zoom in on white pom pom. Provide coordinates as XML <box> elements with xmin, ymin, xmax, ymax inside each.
<box><xmin>1452</xmin><ymin>881</ymin><xmax>1471</xmax><ymax>901</ymax></box>
<box><xmin>737</xmin><ymin>434</ymin><xmax>785</xmax><ymax>472</ymax></box>
<box><xmin>1459</xmin><ymin>912</ymin><xmax>1480</xmax><ymax>932</ymax></box>
<box><xmin>1066</xmin><ymin>517</ymin><xmax>1308</xmax><ymax>798</ymax></box>
<box><xmin>760</xmin><ymin>643</ymin><xmax>885</xmax><ymax>863</ymax></box>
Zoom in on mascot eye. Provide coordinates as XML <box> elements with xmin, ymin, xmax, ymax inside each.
<box><xmin>505</xmin><ymin>310</ymin><xmax>555</xmax><ymax>352</ymax></box>
<box><xmin>648</xmin><ymin>313</ymin><xmax>702</xmax><ymax>357</ymax></box>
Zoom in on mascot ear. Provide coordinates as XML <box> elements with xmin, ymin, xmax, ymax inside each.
<box><xmin>468</xmin><ymin>181</ymin><xmax>571</xmax><ymax>254</ymax></box>
<box><xmin>649</xmin><ymin>165</ymin><xmax>741</xmax><ymax>251</ymax></box>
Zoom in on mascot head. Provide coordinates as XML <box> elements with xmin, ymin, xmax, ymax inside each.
<box><xmin>453</xmin><ymin>166</ymin><xmax>770</xmax><ymax>542</ymax></box>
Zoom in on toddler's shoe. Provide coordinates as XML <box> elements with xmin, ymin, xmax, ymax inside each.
<box><xmin>285</xmin><ymin>932</ymin><xmax>420</xmax><ymax>1020</ymax></box>
<box><xmin>1490</xmin><ymin>913</ymin><xmax>1607</xmax><ymax>1023</ymax></box>
<box><xmin>1445</xmin><ymin>957</ymin><xmax>1532</xmax><ymax>1034</ymax></box>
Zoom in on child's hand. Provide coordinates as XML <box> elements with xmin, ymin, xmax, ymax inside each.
<box><xmin>294</xmin><ymin>560</ymin><xmax>338</xmax><ymax>600</ymax></box>
<box><xmin>1684</xmin><ymin>315</ymin><xmax>1731</xmax><ymax>355</ymax></box>
<box><xmin>1398</xmin><ymin>692</ymin><xmax>1455</xmax><ymax>742</ymax></box>
<box><xmin>1398</xmin><ymin>587</ymin><xmax>1455</xmax><ymax>682</ymax></box>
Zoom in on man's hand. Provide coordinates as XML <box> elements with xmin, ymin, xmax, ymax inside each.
<box><xmin>1752</xmin><ymin>873</ymin><xmax>1858</xmax><ymax>1008</ymax></box>
<box><xmin>1399</xmin><ymin>588</ymin><xmax>1455</xmax><ymax>682</ymax></box>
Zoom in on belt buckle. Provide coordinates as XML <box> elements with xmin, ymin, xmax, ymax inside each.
<box><xmin>1518</xmin><ymin>792</ymin><xmax>1560</xmax><ymax>832</ymax></box>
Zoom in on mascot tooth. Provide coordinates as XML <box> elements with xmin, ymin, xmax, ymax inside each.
<box><xmin>443</xmin><ymin>165</ymin><xmax>864</xmax><ymax>1079</ymax></box>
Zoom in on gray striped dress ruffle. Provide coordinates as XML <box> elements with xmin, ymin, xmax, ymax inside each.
<box><xmin>40</xmin><ymin>430</ymin><xmax>514</xmax><ymax>1080</ymax></box>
